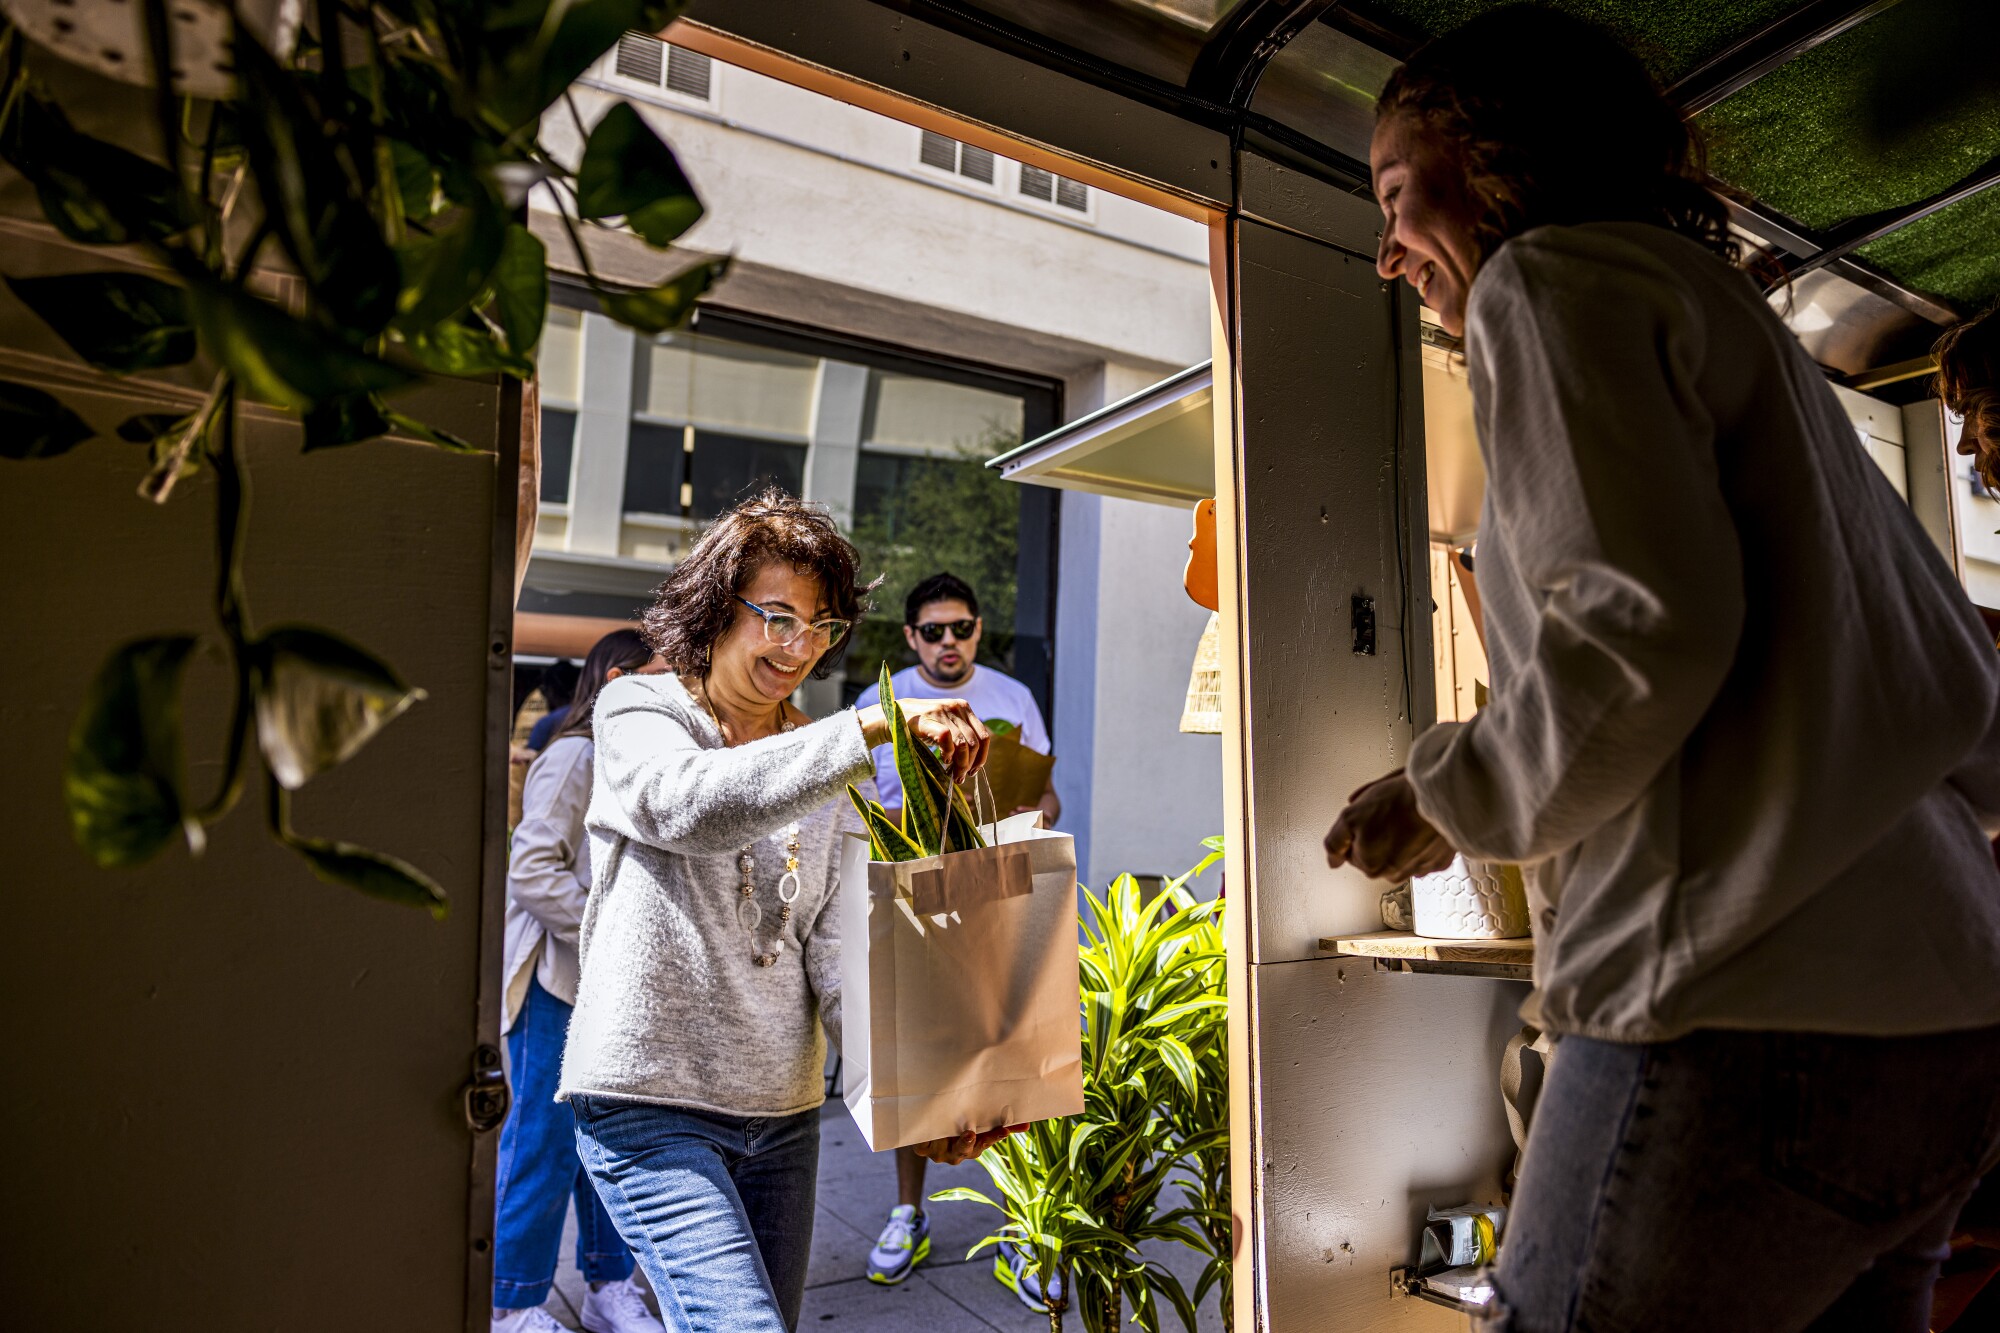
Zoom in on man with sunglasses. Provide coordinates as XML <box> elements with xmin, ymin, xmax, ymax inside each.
<box><xmin>852</xmin><ymin>572</ymin><xmax>1062</xmax><ymax>1304</ymax></box>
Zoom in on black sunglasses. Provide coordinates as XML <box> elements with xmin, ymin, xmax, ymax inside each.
<box><xmin>913</xmin><ymin>618</ymin><xmax>978</xmax><ymax>644</ymax></box>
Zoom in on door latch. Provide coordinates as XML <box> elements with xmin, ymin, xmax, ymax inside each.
<box><xmin>462</xmin><ymin>1043</ymin><xmax>509</xmax><ymax>1133</ymax></box>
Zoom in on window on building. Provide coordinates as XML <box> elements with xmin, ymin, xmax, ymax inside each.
<box><xmin>613</xmin><ymin>31</ymin><xmax>712</xmax><ymax>101</ymax></box>
<box><xmin>625</xmin><ymin>330</ymin><xmax>817</xmax><ymax>540</ymax></box>
<box><xmin>917</xmin><ymin>130</ymin><xmax>996</xmax><ymax>185</ymax></box>
<box><xmin>538</xmin><ymin>306</ymin><xmax>583</xmax><ymax>508</ymax></box>
<box><xmin>1019</xmin><ymin>164</ymin><xmax>1088</xmax><ymax>212</ymax></box>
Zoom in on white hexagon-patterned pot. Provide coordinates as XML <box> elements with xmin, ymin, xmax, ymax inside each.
<box><xmin>1412</xmin><ymin>856</ymin><xmax>1530</xmax><ymax>940</ymax></box>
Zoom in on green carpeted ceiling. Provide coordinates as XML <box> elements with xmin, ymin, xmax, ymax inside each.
<box><xmin>1856</xmin><ymin>185</ymin><xmax>2000</xmax><ymax>310</ymax></box>
<box><xmin>1361</xmin><ymin>0</ymin><xmax>1801</xmax><ymax>86</ymax></box>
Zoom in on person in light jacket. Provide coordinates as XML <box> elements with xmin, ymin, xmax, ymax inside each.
<box><xmin>495</xmin><ymin>628</ymin><xmax>661</xmax><ymax>1333</ymax></box>
<box><xmin>559</xmin><ymin>489</ymin><xmax>1012</xmax><ymax>1333</ymax></box>
<box><xmin>1324</xmin><ymin>9</ymin><xmax>2000</xmax><ymax>1330</ymax></box>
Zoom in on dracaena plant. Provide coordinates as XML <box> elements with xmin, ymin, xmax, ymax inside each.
<box><xmin>846</xmin><ymin>661</ymin><xmax>988</xmax><ymax>862</ymax></box>
<box><xmin>936</xmin><ymin>842</ymin><xmax>1230</xmax><ymax>1333</ymax></box>
<box><xmin>0</xmin><ymin>2</ymin><xmax>720</xmax><ymax>913</ymax></box>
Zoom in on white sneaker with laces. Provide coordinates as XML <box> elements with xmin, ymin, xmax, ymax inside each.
<box><xmin>491</xmin><ymin>1307</ymin><xmax>568</xmax><ymax>1333</ymax></box>
<box><xmin>580</xmin><ymin>1276</ymin><xmax>666</xmax><ymax>1333</ymax></box>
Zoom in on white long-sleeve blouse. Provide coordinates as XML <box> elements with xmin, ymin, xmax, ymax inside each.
<box><xmin>1407</xmin><ymin>221</ymin><xmax>2000</xmax><ymax>1042</ymax></box>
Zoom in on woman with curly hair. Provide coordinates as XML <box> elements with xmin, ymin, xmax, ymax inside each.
<box><xmin>1324</xmin><ymin>8</ymin><xmax>2000</xmax><ymax>1329</ymax></box>
<box><xmin>1938</xmin><ymin>303</ymin><xmax>2000</xmax><ymax>492</ymax></box>
<box><xmin>557</xmin><ymin>488</ymin><xmax>1007</xmax><ymax>1333</ymax></box>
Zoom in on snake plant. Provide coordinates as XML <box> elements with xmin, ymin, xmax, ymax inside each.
<box><xmin>847</xmin><ymin>662</ymin><xmax>988</xmax><ymax>862</ymax></box>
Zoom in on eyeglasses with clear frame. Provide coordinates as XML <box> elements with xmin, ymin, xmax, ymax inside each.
<box><xmin>913</xmin><ymin>618</ymin><xmax>978</xmax><ymax>644</ymax></box>
<box><xmin>737</xmin><ymin>596</ymin><xmax>851</xmax><ymax>649</ymax></box>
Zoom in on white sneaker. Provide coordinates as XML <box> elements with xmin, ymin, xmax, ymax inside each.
<box><xmin>580</xmin><ymin>1276</ymin><xmax>666</xmax><ymax>1333</ymax></box>
<box><xmin>492</xmin><ymin>1308</ymin><xmax>568</xmax><ymax>1333</ymax></box>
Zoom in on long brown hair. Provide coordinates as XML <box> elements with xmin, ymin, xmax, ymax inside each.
<box><xmin>555</xmin><ymin>627</ymin><xmax>653</xmax><ymax>742</ymax></box>
<box><xmin>641</xmin><ymin>487</ymin><xmax>877</xmax><ymax>682</ymax></box>
<box><xmin>1935</xmin><ymin>303</ymin><xmax>2000</xmax><ymax>489</ymax></box>
<box><xmin>1376</xmin><ymin>6</ymin><xmax>1738</xmax><ymax>271</ymax></box>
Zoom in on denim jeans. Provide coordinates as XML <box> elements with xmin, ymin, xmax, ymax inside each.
<box><xmin>571</xmin><ymin>1095</ymin><xmax>821</xmax><ymax>1333</ymax></box>
<box><xmin>1483</xmin><ymin>1024</ymin><xmax>2000</xmax><ymax>1332</ymax></box>
<box><xmin>493</xmin><ymin>979</ymin><xmax>635</xmax><ymax>1308</ymax></box>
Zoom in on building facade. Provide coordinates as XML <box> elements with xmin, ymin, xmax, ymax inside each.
<box><xmin>523</xmin><ymin>33</ymin><xmax>1224</xmax><ymax>884</ymax></box>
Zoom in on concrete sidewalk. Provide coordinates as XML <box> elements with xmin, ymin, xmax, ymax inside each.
<box><xmin>539</xmin><ymin>1102</ymin><xmax>1224</xmax><ymax>1331</ymax></box>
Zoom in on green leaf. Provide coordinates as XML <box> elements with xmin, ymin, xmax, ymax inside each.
<box><xmin>0</xmin><ymin>379</ymin><xmax>95</xmax><ymax>459</ymax></box>
<box><xmin>6</xmin><ymin>272</ymin><xmax>195</xmax><ymax>372</ymax></box>
<box><xmin>233</xmin><ymin>26</ymin><xmax>400</xmax><ymax>336</ymax></box>
<box><xmin>394</xmin><ymin>201</ymin><xmax>509</xmax><ymax>332</ymax></box>
<box><xmin>576</xmin><ymin>101</ymin><xmax>705</xmax><ymax>247</ymax></box>
<box><xmin>886</xmin><ymin>662</ymin><xmax>944</xmax><ymax>855</ymax></box>
<box><xmin>64</xmin><ymin>635</ymin><xmax>200</xmax><ymax>868</ymax></box>
<box><xmin>1138</xmin><ymin>997</ymin><xmax>1228</xmax><ymax>1030</ymax></box>
<box><xmin>489</xmin><ymin>223</ymin><xmax>548</xmax><ymax>357</ymax></box>
<box><xmin>186</xmin><ymin>278</ymin><xmax>414</xmax><ymax>411</ymax></box>
<box><xmin>598</xmin><ymin>257</ymin><xmax>729</xmax><ymax>335</ymax></box>
<box><xmin>849</xmin><ymin>784</ymin><xmax>923</xmax><ymax>862</ymax></box>
<box><xmin>397</xmin><ymin>315</ymin><xmax>536</xmax><ymax>379</ymax></box>
<box><xmin>288</xmin><ymin>836</ymin><xmax>448</xmax><ymax>919</ymax></box>
<box><xmin>479</xmin><ymin>0</ymin><xmax>684</xmax><ymax>131</ymax></box>
<box><xmin>0</xmin><ymin>91</ymin><xmax>181</xmax><ymax>247</ymax></box>
<box><xmin>387</xmin><ymin>139</ymin><xmax>442</xmax><ymax>222</ymax></box>
<box><xmin>983</xmin><ymin>717</ymin><xmax>1018</xmax><ymax>737</ymax></box>
<box><xmin>302</xmin><ymin>393</ymin><xmax>392</xmax><ymax>451</ymax></box>
<box><xmin>383</xmin><ymin>410</ymin><xmax>480</xmax><ymax>454</ymax></box>
<box><xmin>250</xmin><ymin>626</ymin><xmax>425</xmax><ymax>790</ymax></box>
<box><xmin>1153</xmin><ymin>1034</ymin><xmax>1199</xmax><ymax>1098</ymax></box>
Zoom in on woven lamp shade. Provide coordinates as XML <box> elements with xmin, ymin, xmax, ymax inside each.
<box><xmin>1180</xmin><ymin>611</ymin><xmax>1223</xmax><ymax>735</ymax></box>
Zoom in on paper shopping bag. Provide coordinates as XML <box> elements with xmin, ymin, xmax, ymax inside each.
<box><xmin>840</xmin><ymin>810</ymin><xmax>1084</xmax><ymax>1151</ymax></box>
<box><xmin>955</xmin><ymin>733</ymin><xmax>1055</xmax><ymax>816</ymax></box>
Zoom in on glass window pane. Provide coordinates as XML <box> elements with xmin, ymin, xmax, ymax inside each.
<box><xmin>641</xmin><ymin>332</ymin><xmax>818</xmax><ymax>439</ymax></box>
<box><xmin>689</xmin><ymin>430</ymin><xmax>806</xmax><ymax>520</ymax></box>
<box><xmin>966</xmin><ymin>2</ymin><xmax>1242</xmax><ymax>85</ymax></box>
<box><xmin>540</xmin><ymin>407</ymin><xmax>577</xmax><ymax>504</ymax></box>
<box><xmin>865</xmin><ymin>372</ymin><xmax>1025</xmax><ymax>452</ymax></box>
<box><xmin>539</xmin><ymin>305</ymin><xmax>582</xmax><ymax>406</ymax></box>
<box><xmin>623</xmin><ymin>419</ymin><xmax>687</xmax><ymax>516</ymax></box>
<box><xmin>1249</xmin><ymin>20</ymin><xmax>1400</xmax><ymax>169</ymax></box>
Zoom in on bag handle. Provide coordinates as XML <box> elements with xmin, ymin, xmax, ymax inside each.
<box><xmin>1500</xmin><ymin>1024</ymin><xmax>1554</xmax><ymax>1196</ymax></box>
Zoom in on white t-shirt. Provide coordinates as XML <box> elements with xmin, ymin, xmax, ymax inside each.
<box><xmin>854</xmin><ymin>664</ymin><xmax>1049</xmax><ymax>811</ymax></box>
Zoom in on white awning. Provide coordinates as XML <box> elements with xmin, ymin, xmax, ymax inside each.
<box><xmin>989</xmin><ymin>348</ymin><xmax>1487</xmax><ymax>542</ymax></box>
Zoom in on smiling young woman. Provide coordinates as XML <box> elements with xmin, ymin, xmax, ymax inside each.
<box><xmin>555</xmin><ymin>489</ymin><xmax>1000</xmax><ymax>1333</ymax></box>
<box><xmin>1326</xmin><ymin>8</ymin><xmax>2000</xmax><ymax>1331</ymax></box>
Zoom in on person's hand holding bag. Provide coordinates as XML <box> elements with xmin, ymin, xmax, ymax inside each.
<box><xmin>912</xmin><ymin>1123</ymin><xmax>1027</xmax><ymax>1165</ymax></box>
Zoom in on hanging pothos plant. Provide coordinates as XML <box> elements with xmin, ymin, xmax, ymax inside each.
<box><xmin>0</xmin><ymin>0</ymin><xmax>723</xmax><ymax>914</ymax></box>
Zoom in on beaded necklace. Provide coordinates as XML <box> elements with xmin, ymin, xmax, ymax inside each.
<box><xmin>698</xmin><ymin>680</ymin><xmax>802</xmax><ymax>968</ymax></box>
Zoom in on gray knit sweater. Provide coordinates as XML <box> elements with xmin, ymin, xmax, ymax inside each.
<box><xmin>557</xmin><ymin>673</ymin><xmax>873</xmax><ymax>1117</ymax></box>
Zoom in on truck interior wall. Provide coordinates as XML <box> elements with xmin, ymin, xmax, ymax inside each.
<box><xmin>1218</xmin><ymin>194</ymin><xmax>1522</xmax><ymax>1331</ymax></box>
<box><xmin>0</xmin><ymin>218</ymin><xmax>512</xmax><ymax>1327</ymax></box>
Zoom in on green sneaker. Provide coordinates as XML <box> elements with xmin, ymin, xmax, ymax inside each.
<box><xmin>867</xmin><ymin>1205</ymin><xmax>931</xmax><ymax>1285</ymax></box>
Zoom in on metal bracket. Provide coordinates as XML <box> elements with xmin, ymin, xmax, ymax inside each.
<box><xmin>1390</xmin><ymin>1265</ymin><xmax>1490</xmax><ymax>1315</ymax></box>
<box><xmin>462</xmin><ymin>1043</ymin><xmax>509</xmax><ymax>1134</ymax></box>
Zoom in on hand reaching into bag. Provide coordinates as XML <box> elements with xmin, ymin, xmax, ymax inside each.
<box><xmin>913</xmin><ymin>1123</ymin><xmax>1026</xmax><ymax>1166</ymax></box>
<box><xmin>860</xmin><ymin>697</ymin><xmax>991</xmax><ymax>783</ymax></box>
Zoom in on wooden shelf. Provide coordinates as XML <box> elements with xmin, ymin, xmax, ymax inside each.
<box><xmin>1320</xmin><ymin>930</ymin><xmax>1533</xmax><ymax>980</ymax></box>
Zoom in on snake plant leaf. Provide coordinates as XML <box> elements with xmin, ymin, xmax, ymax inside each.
<box><xmin>6</xmin><ymin>272</ymin><xmax>196</xmax><ymax>373</ymax></box>
<box><xmin>286</xmin><ymin>834</ymin><xmax>448</xmax><ymax>919</ymax></box>
<box><xmin>0</xmin><ymin>379</ymin><xmax>95</xmax><ymax>459</ymax></box>
<box><xmin>186</xmin><ymin>277</ymin><xmax>414</xmax><ymax>411</ymax></box>
<box><xmin>576</xmin><ymin>101</ymin><xmax>706</xmax><ymax>247</ymax></box>
<box><xmin>394</xmin><ymin>200</ymin><xmax>509</xmax><ymax>333</ymax></box>
<box><xmin>910</xmin><ymin>734</ymin><xmax>988</xmax><ymax>853</ymax></box>
<box><xmin>64</xmin><ymin>635</ymin><xmax>200</xmax><ymax>868</ymax></box>
<box><xmin>250</xmin><ymin>626</ymin><xmax>425</xmax><ymax>790</ymax></box>
<box><xmin>234</xmin><ymin>27</ymin><xmax>401</xmax><ymax>336</ymax></box>
<box><xmin>0</xmin><ymin>91</ymin><xmax>181</xmax><ymax>247</ymax></box>
<box><xmin>883</xmin><ymin>662</ymin><xmax>944</xmax><ymax>855</ymax></box>
<box><xmin>490</xmin><ymin>223</ymin><xmax>549</xmax><ymax>357</ymax></box>
<box><xmin>598</xmin><ymin>257</ymin><xmax>729</xmax><ymax>335</ymax></box>
<box><xmin>847</xmin><ymin>784</ymin><xmax>922</xmax><ymax>862</ymax></box>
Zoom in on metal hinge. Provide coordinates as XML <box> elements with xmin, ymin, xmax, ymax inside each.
<box><xmin>462</xmin><ymin>1044</ymin><xmax>509</xmax><ymax>1133</ymax></box>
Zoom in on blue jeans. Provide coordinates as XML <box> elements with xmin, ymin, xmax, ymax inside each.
<box><xmin>1484</xmin><ymin>1024</ymin><xmax>2000</xmax><ymax>1332</ymax></box>
<box><xmin>571</xmin><ymin>1096</ymin><xmax>820</xmax><ymax>1333</ymax></box>
<box><xmin>494</xmin><ymin>979</ymin><xmax>635</xmax><ymax>1308</ymax></box>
